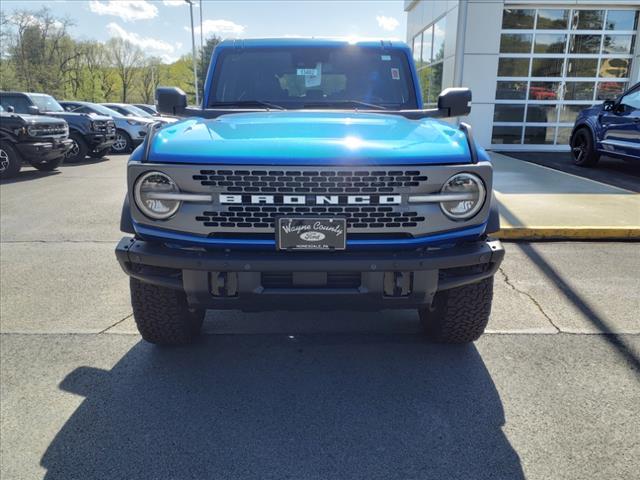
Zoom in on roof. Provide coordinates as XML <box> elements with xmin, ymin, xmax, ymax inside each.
<box><xmin>217</xmin><ymin>37</ymin><xmax>410</xmax><ymax>50</ymax></box>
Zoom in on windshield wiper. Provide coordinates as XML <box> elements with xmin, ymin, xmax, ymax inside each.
<box><xmin>208</xmin><ymin>100</ymin><xmax>285</xmax><ymax>110</ymax></box>
<box><xmin>302</xmin><ymin>100</ymin><xmax>388</xmax><ymax>110</ymax></box>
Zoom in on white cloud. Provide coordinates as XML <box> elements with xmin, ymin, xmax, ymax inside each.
<box><xmin>106</xmin><ymin>22</ymin><xmax>177</xmax><ymax>62</ymax></box>
<box><xmin>190</xmin><ymin>19</ymin><xmax>245</xmax><ymax>38</ymax></box>
<box><xmin>162</xmin><ymin>0</ymin><xmax>185</xmax><ymax>6</ymax></box>
<box><xmin>89</xmin><ymin>1</ymin><xmax>158</xmax><ymax>22</ymax></box>
<box><xmin>376</xmin><ymin>15</ymin><xmax>399</xmax><ymax>32</ymax></box>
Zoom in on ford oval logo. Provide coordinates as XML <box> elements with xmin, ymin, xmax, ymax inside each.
<box><xmin>300</xmin><ymin>231</ymin><xmax>326</xmax><ymax>242</ymax></box>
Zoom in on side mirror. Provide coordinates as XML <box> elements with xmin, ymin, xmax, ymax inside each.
<box><xmin>27</xmin><ymin>105</ymin><xmax>40</xmax><ymax>115</ymax></box>
<box><xmin>156</xmin><ymin>86</ymin><xmax>187</xmax><ymax>116</ymax></box>
<box><xmin>603</xmin><ymin>99</ymin><xmax>615</xmax><ymax>111</ymax></box>
<box><xmin>6</xmin><ymin>105</ymin><xmax>15</xmax><ymax>113</ymax></box>
<box><xmin>437</xmin><ymin>88</ymin><xmax>472</xmax><ymax>117</ymax></box>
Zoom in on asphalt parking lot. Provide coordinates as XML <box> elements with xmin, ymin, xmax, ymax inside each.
<box><xmin>1</xmin><ymin>156</ymin><xmax>639</xmax><ymax>479</ymax></box>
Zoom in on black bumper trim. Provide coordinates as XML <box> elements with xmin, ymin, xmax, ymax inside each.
<box><xmin>116</xmin><ymin>237</ymin><xmax>504</xmax><ymax>295</ymax></box>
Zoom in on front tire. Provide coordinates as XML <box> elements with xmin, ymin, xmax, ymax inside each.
<box><xmin>65</xmin><ymin>133</ymin><xmax>89</xmax><ymax>163</ymax></box>
<box><xmin>570</xmin><ymin>128</ymin><xmax>599</xmax><ymax>167</ymax></box>
<box><xmin>0</xmin><ymin>142</ymin><xmax>22</xmax><ymax>179</ymax></box>
<box><xmin>130</xmin><ymin>278</ymin><xmax>205</xmax><ymax>345</ymax></box>
<box><xmin>418</xmin><ymin>277</ymin><xmax>494</xmax><ymax>344</ymax></box>
<box><xmin>30</xmin><ymin>156</ymin><xmax>64</xmax><ymax>172</ymax></box>
<box><xmin>111</xmin><ymin>130</ymin><xmax>132</xmax><ymax>154</ymax></box>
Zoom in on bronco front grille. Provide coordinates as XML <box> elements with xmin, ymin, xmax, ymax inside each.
<box><xmin>30</xmin><ymin>124</ymin><xmax>67</xmax><ymax>137</ymax></box>
<box><xmin>192</xmin><ymin>169</ymin><xmax>428</xmax><ymax>194</ymax></box>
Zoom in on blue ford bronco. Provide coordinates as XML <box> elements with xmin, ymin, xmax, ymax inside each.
<box><xmin>116</xmin><ymin>38</ymin><xmax>504</xmax><ymax>345</ymax></box>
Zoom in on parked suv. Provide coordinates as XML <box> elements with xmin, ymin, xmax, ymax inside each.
<box><xmin>0</xmin><ymin>105</ymin><xmax>72</xmax><ymax>179</ymax></box>
<box><xmin>116</xmin><ymin>39</ymin><xmax>503</xmax><ymax>346</ymax></box>
<box><xmin>571</xmin><ymin>82</ymin><xmax>640</xmax><ymax>167</ymax></box>
<box><xmin>60</xmin><ymin>101</ymin><xmax>153</xmax><ymax>154</ymax></box>
<box><xmin>0</xmin><ymin>92</ymin><xmax>116</xmax><ymax>162</ymax></box>
<box><xmin>102</xmin><ymin>103</ymin><xmax>176</xmax><ymax>124</ymax></box>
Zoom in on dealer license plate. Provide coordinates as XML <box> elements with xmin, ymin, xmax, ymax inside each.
<box><xmin>276</xmin><ymin>217</ymin><xmax>347</xmax><ymax>251</ymax></box>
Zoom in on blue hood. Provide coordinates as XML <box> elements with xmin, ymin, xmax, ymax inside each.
<box><xmin>148</xmin><ymin>111</ymin><xmax>472</xmax><ymax>165</ymax></box>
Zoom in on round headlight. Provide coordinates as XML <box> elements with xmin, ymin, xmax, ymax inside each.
<box><xmin>134</xmin><ymin>171</ymin><xmax>181</xmax><ymax>220</ymax></box>
<box><xmin>27</xmin><ymin>126</ymin><xmax>39</xmax><ymax>137</ymax></box>
<box><xmin>440</xmin><ymin>173</ymin><xmax>486</xmax><ymax>220</ymax></box>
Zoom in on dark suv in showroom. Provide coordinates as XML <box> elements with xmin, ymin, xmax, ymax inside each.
<box><xmin>0</xmin><ymin>92</ymin><xmax>116</xmax><ymax>162</ymax></box>
<box><xmin>571</xmin><ymin>82</ymin><xmax>640</xmax><ymax>167</ymax></box>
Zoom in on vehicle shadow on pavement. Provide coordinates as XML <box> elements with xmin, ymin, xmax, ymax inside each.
<box><xmin>41</xmin><ymin>335</ymin><xmax>524</xmax><ymax>480</ymax></box>
<box><xmin>0</xmin><ymin>169</ymin><xmax>60</xmax><ymax>184</ymax></box>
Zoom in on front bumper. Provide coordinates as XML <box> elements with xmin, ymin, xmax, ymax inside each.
<box><xmin>115</xmin><ymin>237</ymin><xmax>504</xmax><ymax>311</ymax></box>
<box><xmin>87</xmin><ymin>132</ymin><xmax>116</xmax><ymax>150</ymax></box>
<box><xmin>16</xmin><ymin>139</ymin><xmax>74</xmax><ymax>161</ymax></box>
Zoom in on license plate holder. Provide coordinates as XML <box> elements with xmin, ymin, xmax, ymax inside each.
<box><xmin>276</xmin><ymin>217</ymin><xmax>347</xmax><ymax>251</ymax></box>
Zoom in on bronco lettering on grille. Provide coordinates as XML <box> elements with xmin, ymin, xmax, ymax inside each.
<box><xmin>219</xmin><ymin>194</ymin><xmax>402</xmax><ymax>205</ymax></box>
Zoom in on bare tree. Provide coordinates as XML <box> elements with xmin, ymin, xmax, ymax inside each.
<box><xmin>140</xmin><ymin>56</ymin><xmax>161</xmax><ymax>104</ymax></box>
<box><xmin>107</xmin><ymin>37</ymin><xmax>144</xmax><ymax>103</ymax></box>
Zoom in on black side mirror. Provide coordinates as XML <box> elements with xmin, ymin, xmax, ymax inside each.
<box><xmin>603</xmin><ymin>99</ymin><xmax>615</xmax><ymax>111</ymax></box>
<box><xmin>27</xmin><ymin>105</ymin><xmax>40</xmax><ymax>115</ymax></box>
<box><xmin>437</xmin><ymin>88</ymin><xmax>472</xmax><ymax>117</ymax></box>
<box><xmin>6</xmin><ymin>105</ymin><xmax>15</xmax><ymax>113</ymax></box>
<box><xmin>156</xmin><ymin>87</ymin><xmax>187</xmax><ymax>116</ymax></box>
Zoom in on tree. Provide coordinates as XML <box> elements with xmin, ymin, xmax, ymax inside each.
<box><xmin>107</xmin><ymin>37</ymin><xmax>144</xmax><ymax>103</ymax></box>
<box><xmin>139</xmin><ymin>57</ymin><xmax>162</xmax><ymax>104</ymax></box>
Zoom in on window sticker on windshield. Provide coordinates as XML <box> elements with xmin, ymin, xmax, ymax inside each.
<box><xmin>381</xmin><ymin>55</ymin><xmax>391</xmax><ymax>61</ymax></box>
<box><xmin>391</xmin><ymin>68</ymin><xmax>400</xmax><ymax>80</ymax></box>
<box><xmin>297</xmin><ymin>62</ymin><xmax>322</xmax><ymax>88</ymax></box>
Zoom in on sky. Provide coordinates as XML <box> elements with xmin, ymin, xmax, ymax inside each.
<box><xmin>0</xmin><ymin>0</ymin><xmax>408</xmax><ymax>63</ymax></box>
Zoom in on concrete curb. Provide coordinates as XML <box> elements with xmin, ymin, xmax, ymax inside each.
<box><xmin>497</xmin><ymin>227</ymin><xmax>640</xmax><ymax>241</ymax></box>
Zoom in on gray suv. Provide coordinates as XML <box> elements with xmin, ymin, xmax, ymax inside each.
<box><xmin>60</xmin><ymin>101</ymin><xmax>153</xmax><ymax>154</ymax></box>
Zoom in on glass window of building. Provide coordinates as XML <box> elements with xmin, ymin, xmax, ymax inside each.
<box><xmin>605</xmin><ymin>10</ymin><xmax>639</xmax><ymax>30</ymax></box>
<box><xmin>536</xmin><ymin>9</ymin><xmax>569</xmax><ymax>29</ymax></box>
<box><xmin>493</xmin><ymin>7</ymin><xmax>637</xmax><ymax>148</ymax></box>
<box><xmin>502</xmin><ymin>9</ymin><xmax>535</xmax><ymax>29</ymax></box>
<box><xmin>413</xmin><ymin>16</ymin><xmax>446</xmax><ymax>106</ymax></box>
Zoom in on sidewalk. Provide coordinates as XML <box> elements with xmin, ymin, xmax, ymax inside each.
<box><xmin>490</xmin><ymin>152</ymin><xmax>640</xmax><ymax>240</ymax></box>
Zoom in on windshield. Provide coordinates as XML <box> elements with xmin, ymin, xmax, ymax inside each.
<box><xmin>123</xmin><ymin>105</ymin><xmax>153</xmax><ymax>117</ymax></box>
<box><xmin>29</xmin><ymin>94</ymin><xmax>64</xmax><ymax>112</ymax></box>
<box><xmin>209</xmin><ymin>46</ymin><xmax>417</xmax><ymax>110</ymax></box>
<box><xmin>89</xmin><ymin>104</ymin><xmax>124</xmax><ymax>118</ymax></box>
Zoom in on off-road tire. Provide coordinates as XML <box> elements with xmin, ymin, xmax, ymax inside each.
<box><xmin>419</xmin><ymin>277</ymin><xmax>494</xmax><ymax>344</ymax></box>
<box><xmin>130</xmin><ymin>277</ymin><xmax>204</xmax><ymax>345</ymax></box>
<box><xmin>65</xmin><ymin>132</ymin><xmax>89</xmax><ymax>162</ymax></box>
<box><xmin>88</xmin><ymin>148</ymin><xmax>110</xmax><ymax>159</ymax></box>
<box><xmin>30</xmin><ymin>156</ymin><xmax>64</xmax><ymax>172</ymax></box>
<box><xmin>570</xmin><ymin>128</ymin><xmax>599</xmax><ymax>167</ymax></box>
<box><xmin>0</xmin><ymin>142</ymin><xmax>21</xmax><ymax>179</ymax></box>
<box><xmin>111</xmin><ymin>130</ymin><xmax>132</xmax><ymax>154</ymax></box>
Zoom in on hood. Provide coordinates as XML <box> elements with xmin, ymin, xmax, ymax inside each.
<box><xmin>43</xmin><ymin>111</ymin><xmax>111</xmax><ymax>123</ymax></box>
<box><xmin>148</xmin><ymin>111</ymin><xmax>472</xmax><ymax>165</ymax></box>
<box><xmin>108</xmin><ymin>115</ymin><xmax>152</xmax><ymax>127</ymax></box>
<box><xmin>2</xmin><ymin>113</ymin><xmax>67</xmax><ymax>125</ymax></box>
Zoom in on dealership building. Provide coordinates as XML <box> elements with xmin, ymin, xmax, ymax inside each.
<box><xmin>404</xmin><ymin>1</ymin><xmax>640</xmax><ymax>150</ymax></box>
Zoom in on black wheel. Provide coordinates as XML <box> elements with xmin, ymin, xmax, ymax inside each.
<box><xmin>88</xmin><ymin>147</ymin><xmax>110</xmax><ymax>159</ymax></box>
<box><xmin>65</xmin><ymin>132</ymin><xmax>89</xmax><ymax>162</ymax></box>
<box><xmin>0</xmin><ymin>142</ymin><xmax>22</xmax><ymax>179</ymax></box>
<box><xmin>570</xmin><ymin>128</ymin><xmax>599</xmax><ymax>167</ymax></box>
<box><xmin>130</xmin><ymin>277</ymin><xmax>205</xmax><ymax>345</ymax></box>
<box><xmin>418</xmin><ymin>277</ymin><xmax>494</xmax><ymax>344</ymax></box>
<box><xmin>30</xmin><ymin>156</ymin><xmax>64</xmax><ymax>172</ymax></box>
<box><xmin>111</xmin><ymin>130</ymin><xmax>132</xmax><ymax>154</ymax></box>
